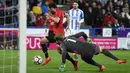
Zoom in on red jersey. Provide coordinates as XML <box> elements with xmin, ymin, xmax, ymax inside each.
<box><xmin>46</xmin><ymin>8</ymin><xmax>65</xmax><ymax>35</ymax></box>
<box><xmin>45</xmin><ymin>18</ymin><xmax>54</xmax><ymax>31</ymax></box>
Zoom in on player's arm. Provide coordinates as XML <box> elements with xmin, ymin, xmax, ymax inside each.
<box><xmin>61</xmin><ymin>44</ymin><xmax>67</xmax><ymax>65</ymax></box>
<box><xmin>59</xmin><ymin>43</ymin><xmax>67</xmax><ymax>72</ymax></box>
<box><xmin>78</xmin><ymin>10</ymin><xmax>84</xmax><ymax>24</ymax></box>
<box><xmin>64</xmin><ymin>12</ymin><xmax>70</xmax><ymax>31</ymax></box>
<box><xmin>70</xmin><ymin>32</ymin><xmax>88</xmax><ymax>40</ymax></box>
<box><xmin>50</xmin><ymin>16</ymin><xmax>60</xmax><ymax>23</ymax></box>
<box><xmin>70</xmin><ymin>32</ymin><xmax>92</xmax><ymax>43</ymax></box>
<box><xmin>46</xmin><ymin>13</ymin><xmax>60</xmax><ymax>23</ymax></box>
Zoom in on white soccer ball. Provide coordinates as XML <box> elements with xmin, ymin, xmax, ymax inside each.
<box><xmin>33</xmin><ymin>56</ymin><xmax>42</xmax><ymax>65</ymax></box>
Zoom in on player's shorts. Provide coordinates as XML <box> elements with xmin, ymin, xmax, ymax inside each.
<box><xmin>46</xmin><ymin>31</ymin><xmax>56</xmax><ymax>43</ymax></box>
<box><xmin>79</xmin><ymin>43</ymin><xmax>100</xmax><ymax>58</ymax></box>
<box><xmin>92</xmin><ymin>44</ymin><xmax>100</xmax><ymax>55</ymax></box>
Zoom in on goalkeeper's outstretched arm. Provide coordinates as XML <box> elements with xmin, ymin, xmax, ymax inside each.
<box><xmin>69</xmin><ymin>32</ymin><xmax>88</xmax><ymax>40</ymax></box>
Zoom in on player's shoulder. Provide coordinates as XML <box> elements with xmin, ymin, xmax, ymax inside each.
<box><xmin>68</xmin><ymin>9</ymin><xmax>72</xmax><ymax>13</ymax></box>
<box><xmin>56</xmin><ymin>8</ymin><xmax>64</xmax><ymax>14</ymax></box>
<box><xmin>54</xmin><ymin>9</ymin><xmax>63</xmax><ymax>16</ymax></box>
<box><xmin>69</xmin><ymin>8</ymin><xmax>77</xmax><ymax>12</ymax></box>
<box><xmin>57</xmin><ymin>8</ymin><xmax>64</xmax><ymax>13</ymax></box>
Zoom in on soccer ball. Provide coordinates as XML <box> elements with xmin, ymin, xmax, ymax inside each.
<box><xmin>33</xmin><ymin>56</ymin><xmax>42</xmax><ymax>65</ymax></box>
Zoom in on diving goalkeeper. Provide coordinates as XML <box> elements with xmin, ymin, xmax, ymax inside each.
<box><xmin>54</xmin><ymin>32</ymin><xmax>127</xmax><ymax>72</ymax></box>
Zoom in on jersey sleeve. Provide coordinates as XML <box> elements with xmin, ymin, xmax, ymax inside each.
<box><xmin>60</xmin><ymin>43</ymin><xmax>67</xmax><ymax>64</ymax></box>
<box><xmin>55</xmin><ymin>10</ymin><xmax>64</xmax><ymax>19</ymax></box>
<box><xmin>68</xmin><ymin>10</ymin><xmax>70</xmax><ymax>15</ymax></box>
<box><xmin>45</xmin><ymin>18</ymin><xmax>52</xmax><ymax>23</ymax></box>
<box><xmin>79</xmin><ymin>10</ymin><xmax>84</xmax><ymax>24</ymax></box>
<box><xmin>69</xmin><ymin>32</ymin><xmax>88</xmax><ymax>40</ymax></box>
<box><xmin>80</xmin><ymin>10</ymin><xmax>84</xmax><ymax>19</ymax></box>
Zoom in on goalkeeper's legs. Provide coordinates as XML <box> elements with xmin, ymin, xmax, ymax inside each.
<box><xmin>57</xmin><ymin>45</ymin><xmax>78</xmax><ymax>71</ymax></box>
<box><xmin>73</xmin><ymin>53</ymin><xmax>78</xmax><ymax>60</ymax></box>
<box><xmin>57</xmin><ymin>45</ymin><xmax>75</xmax><ymax>64</ymax></box>
<box><xmin>100</xmin><ymin>49</ymin><xmax>127</xmax><ymax>64</ymax></box>
<box><xmin>66</xmin><ymin>53</ymin><xmax>78</xmax><ymax>71</ymax></box>
<box><xmin>81</xmin><ymin>55</ymin><xmax>105</xmax><ymax>72</ymax></box>
<box><xmin>101</xmin><ymin>49</ymin><xmax>119</xmax><ymax>61</ymax></box>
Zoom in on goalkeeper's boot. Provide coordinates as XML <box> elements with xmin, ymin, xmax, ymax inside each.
<box><xmin>74</xmin><ymin>61</ymin><xmax>78</xmax><ymax>71</ymax></box>
<box><xmin>42</xmin><ymin>56</ymin><xmax>51</xmax><ymax>66</ymax></box>
<box><xmin>117</xmin><ymin>59</ymin><xmax>127</xmax><ymax>64</ymax></box>
<box><xmin>99</xmin><ymin>65</ymin><xmax>105</xmax><ymax>72</ymax></box>
<box><xmin>87</xmin><ymin>38</ymin><xmax>92</xmax><ymax>43</ymax></box>
<box><xmin>59</xmin><ymin>64</ymin><xmax>65</xmax><ymax>72</ymax></box>
<box><xmin>73</xmin><ymin>53</ymin><xmax>78</xmax><ymax>60</ymax></box>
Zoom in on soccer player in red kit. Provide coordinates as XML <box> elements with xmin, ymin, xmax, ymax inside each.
<box><xmin>40</xmin><ymin>3</ymin><xmax>76</xmax><ymax>67</ymax></box>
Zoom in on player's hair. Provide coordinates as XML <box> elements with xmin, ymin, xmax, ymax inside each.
<box><xmin>49</xmin><ymin>3</ymin><xmax>57</xmax><ymax>8</ymax></box>
<box><xmin>73</xmin><ymin>2</ymin><xmax>79</xmax><ymax>7</ymax></box>
<box><xmin>46</xmin><ymin>0</ymin><xmax>53</xmax><ymax>4</ymax></box>
<box><xmin>73</xmin><ymin>2</ymin><xmax>78</xmax><ymax>4</ymax></box>
<box><xmin>54</xmin><ymin>33</ymin><xmax>64</xmax><ymax>41</ymax></box>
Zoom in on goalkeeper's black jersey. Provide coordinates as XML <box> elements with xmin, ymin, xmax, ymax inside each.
<box><xmin>60</xmin><ymin>34</ymin><xmax>99</xmax><ymax>64</ymax></box>
<box><xmin>60</xmin><ymin>36</ymin><xmax>96</xmax><ymax>54</ymax></box>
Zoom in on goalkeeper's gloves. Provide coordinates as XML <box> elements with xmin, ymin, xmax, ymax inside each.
<box><xmin>59</xmin><ymin>64</ymin><xmax>65</xmax><ymax>72</ymax></box>
<box><xmin>87</xmin><ymin>38</ymin><xmax>92</xmax><ymax>43</ymax></box>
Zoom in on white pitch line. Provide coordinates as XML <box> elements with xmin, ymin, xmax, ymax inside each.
<box><xmin>0</xmin><ymin>56</ymin><xmax>18</xmax><ymax>61</ymax></box>
<box><xmin>27</xmin><ymin>67</ymin><xmax>77</xmax><ymax>72</ymax></box>
<box><xmin>0</xmin><ymin>65</ymin><xmax>18</xmax><ymax>68</ymax></box>
<box><xmin>27</xmin><ymin>67</ymin><xmax>58</xmax><ymax>71</ymax></box>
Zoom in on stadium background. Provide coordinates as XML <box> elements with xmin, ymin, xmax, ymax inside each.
<box><xmin>0</xmin><ymin>0</ymin><xmax>130</xmax><ymax>73</ymax></box>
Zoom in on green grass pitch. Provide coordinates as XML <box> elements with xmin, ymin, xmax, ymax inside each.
<box><xmin>0</xmin><ymin>50</ymin><xmax>130</xmax><ymax>73</ymax></box>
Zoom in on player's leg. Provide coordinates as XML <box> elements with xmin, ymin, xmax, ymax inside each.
<box><xmin>66</xmin><ymin>53</ymin><xmax>78</xmax><ymax>71</ymax></box>
<box><xmin>81</xmin><ymin>55</ymin><xmax>105</xmax><ymax>72</ymax></box>
<box><xmin>40</xmin><ymin>37</ymin><xmax>51</xmax><ymax>66</ymax></box>
<box><xmin>73</xmin><ymin>53</ymin><xmax>78</xmax><ymax>60</ymax></box>
<box><xmin>79</xmin><ymin>46</ymin><xmax>105</xmax><ymax>72</ymax></box>
<box><xmin>56</xmin><ymin>44</ymin><xmax>78</xmax><ymax>71</ymax></box>
<box><xmin>40</xmin><ymin>31</ymin><xmax>56</xmax><ymax>66</ymax></box>
<box><xmin>40</xmin><ymin>37</ymin><xmax>49</xmax><ymax>58</ymax></box>
<box><xmin>99</xmin><ymin>48</ymin><xmax>127</xmax><ymax>64</ymax></box>
<box><xmin>65</xmin><ymin>29</ymin><xmax>79</xmax><ymax>61</ymax></box>
<box><xmin>57</xmin><ymin>45</ymin><xmax>76</xmax><ymax>65</ymax></box>
<box><xmin>72</xmin><ymin>30</ymin><xmax>79</xmax><ymax>60</ymax></box>
<box><xmin>56</xmin><ymin>44</ymin><xmax>62</xmax><ymax>54</ymax></box>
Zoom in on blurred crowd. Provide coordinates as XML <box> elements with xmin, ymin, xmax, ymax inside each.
<box><xmin>80</xmin><ymin>0</ymin><xmax>130</xmax><ymax>28</ymax></box>
<box><xmin>0</xmin><ymin>0</ymin><xmax>19</xmax><ymax>26</ymax></box>
<box><xmin>27</xmin><ymin>0</ymin><xmax>130</xmax><ymax>28</ymax></box>
<box><xmin>0</xmin><ymin>0</ymin><xmax>130</xmax><ymax>28</ymax></box>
